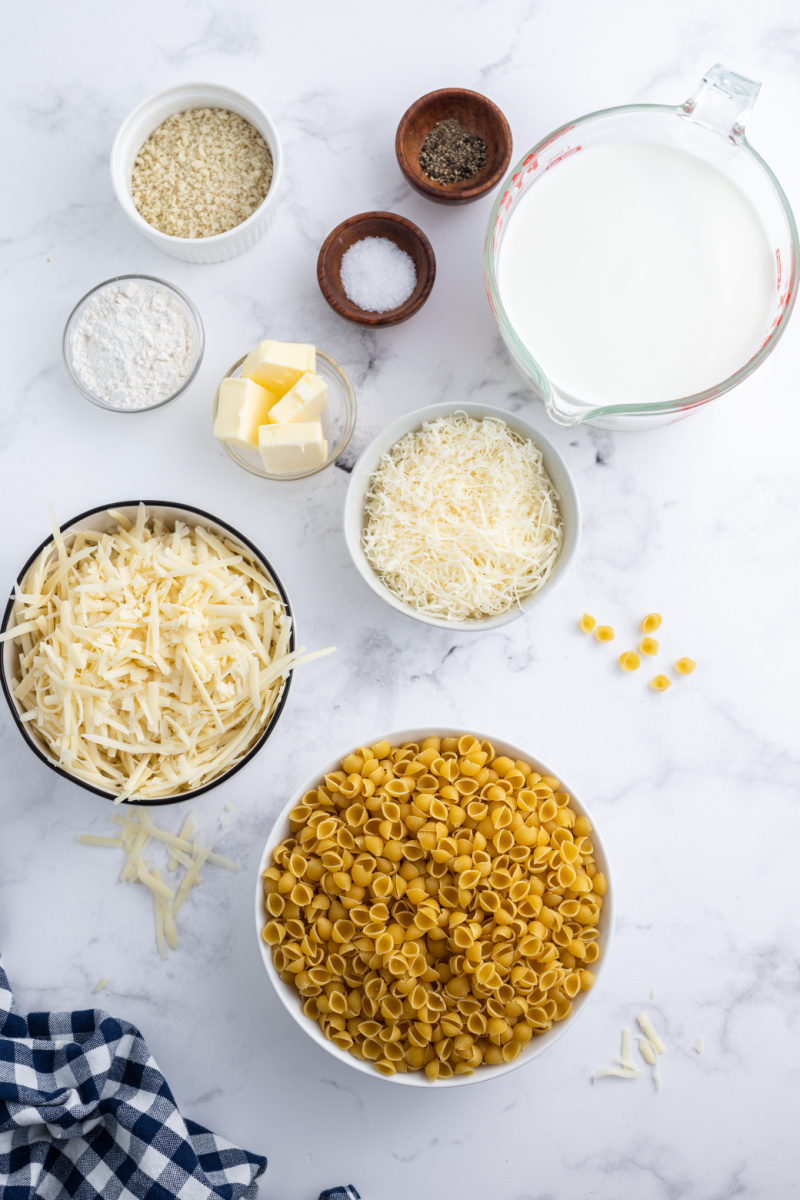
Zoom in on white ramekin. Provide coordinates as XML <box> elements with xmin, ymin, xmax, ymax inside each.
<box><xmin>254</xmin><ymin>727</ymin><xmax>614</xmax><ymax>1087</ymax></box>
<box><xmin>110</xmin><ymin>83</ymin><xmax>283</xmax><ymax>264</ymax></box>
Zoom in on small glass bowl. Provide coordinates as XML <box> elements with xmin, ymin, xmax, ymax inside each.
<box><xmin>63</xmin><ymin>274</ymin><xmax>205</xmax><ymax>413</ymax></box>
<box><xmin>213</xmin><ymin>348</ymin><xmax>356</xmax><ymax>480</ymax></box>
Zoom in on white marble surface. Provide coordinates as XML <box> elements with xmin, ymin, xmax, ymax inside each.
<box><xmin>2</xmin><ymin>1</ymin><xmax>799</xmax><ymax>1197</ymax></box>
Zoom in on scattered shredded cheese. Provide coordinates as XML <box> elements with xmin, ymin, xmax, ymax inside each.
<box><xmin>169</xmin><ymin>810</ymin><xmax>197</xmax><ymax>870</ymax></box>
<box><xmin>2</xmin><ymin>505</ymin><xmax>335</xmax><ymax>798</ymax></box>
<box><xmin>693</xmin><ymin>1037</ymin><xmax>703</xmax><ymax>1054</ymax></box>
<box><xmin>650</xmin><ymin>987</ymin><xmax>656</xmax><ymax>999</ymax></box>
<box><xmin>78</xmin><ymin>808</ymin><xmax>240</xmax><ymax>958</ymax></box>
<box><xmin>592</xmin><ymin>1065</ymin><xmax>642</xmax><ymax>1082</ymax></box>
<box><xmin>91</xmin><ymin>976</ymin><xmax>110</xmax><ymax>994</ymax></box>
<box><xmin>639</xmin><ymin>1037</ymin><xmax>657</xmax><ymax>1066</ymax></box>
<box><xmin>620</xmin><ymin>1027</ymin><xmax>635</xmax><ymax>1071</ymax></box>
<box><xmin>362</xmin><ymin>414</ymin><xmax>563</xmax><ymax>621</ymax></box>
<box><xmin>592</xmin><ymin>1028</ymin><xmax>642</xmax><ymax>1083</ymax></box>
<box><xmin>637</xmin><ymin>1011</ymin><xmax>666</xmax><ymax>1055</ymax></box>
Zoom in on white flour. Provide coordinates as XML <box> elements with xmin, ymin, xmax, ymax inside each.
<box><xmin>71</xmin><ymin>280</ymin><xmax>196</xmax><ymax>409</ymax></box>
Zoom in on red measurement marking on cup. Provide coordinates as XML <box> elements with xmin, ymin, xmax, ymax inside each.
<box><xmin>545</xmin><ymin>144</ymin><xmax>582</xmax><ymax>171</ymax></box>
<box><xmin>776</xmin><ymin>248</ymin><xmax>782</xmax><ymax>288</ymax></box>
<box><xmin>516</xmin><ymin>157</ymin><xmax>538</xmax><ymax>178</ymax></box>
<box><xmin>537</xmin><ymin>126</ymin><xmax>575</xmax><ymax>155</ymax></box>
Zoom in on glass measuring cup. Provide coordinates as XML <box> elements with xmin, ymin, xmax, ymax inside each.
<box><xmin>484</xmin><ymin>65</ymin><xmax>798</xmax><ymax>431</ymax></box>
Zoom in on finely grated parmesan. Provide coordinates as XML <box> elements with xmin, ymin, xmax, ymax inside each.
<box><xmin>1</xmin><ymin>506</ymin><xmax>334</xmax><ymax>799</ymax></box>
<box><xmin>362</xmin><ymin>414</ymin><xmax>563</xmax><ymax>621</ymax></box>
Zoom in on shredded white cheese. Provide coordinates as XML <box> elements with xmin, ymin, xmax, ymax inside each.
<box><xmin>79</xmin><ymin>808</ymin><xmax>239</xmax><ymax>958</ymax></box>
<box><xmin>592</xmin><ymin>1027</ymin><xmax>642</xmax><ymax>1083</ymax></box>
<box><xmin>91</xmin><ymin>976</ymin><xmax>110</xmax><ymax>994</ymax></box>
<box><xmin>638</xmin><ymin>1037</ymin><xmax>657</xmax><ymax>1066</ymax></box>
<box><xmin>2</xmin><ymin>505</ymin><xmax>334</xmax><ymax>798</ymax></box>
<box><xmin>620</xmin><ymin>1027</ymin><xmax>635</xmax><ymax>1071</ymax></box>
<box><xmin>594</xmin><ymin>1014</ymin><xmax>670</xmax><ymax>1091</ymax></box>
<box><xmin>637</xmin><ymin>1012</ymin><xmax>666</xmax><ymax>1055</ymax></box>
<box><xmin>592</xmin><ymin>1065</ymin><xmax>642</xmax><ymax>1082</ymax></box>
<box><xmin>362</xmin><ymin>414</ymin><xmax>563</xmax><ymax>621</ymax></box>
<box><xmin>693</xmin><ymin>1036</ymin><xmax>703</xmax><ymax>1054</ymax></box>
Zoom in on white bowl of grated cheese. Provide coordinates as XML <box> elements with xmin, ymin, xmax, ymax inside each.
<box><xmin>111</xmin><ymin>83</ymin><xmax>283</xmax><ymax>264</ymax></box>
<box><xmin>344</xmin><ymin>403</ymin><xmax>580</xmax><ymax>630</ymax></box>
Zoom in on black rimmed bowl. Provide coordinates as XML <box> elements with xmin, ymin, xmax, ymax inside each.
<box><xmin>0</xmin><ymin>501</ymin><xmax>295</xmax><ymax>806</ymax></box>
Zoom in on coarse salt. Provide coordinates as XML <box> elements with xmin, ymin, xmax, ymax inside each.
<box><xmin>70</xmin><ymin>280</ymin><xmax>196</xmax><ymax>410</ymax></box>
<box><xmin>340</xmin><ymin>237</ymin><xmax>416</xmax><ymax>313</ymax></box>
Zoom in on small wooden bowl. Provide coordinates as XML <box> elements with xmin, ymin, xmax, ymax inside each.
<box><xmin>317</xmin><ymin>212</ymin><xmax>436</xmax><ymax>327</ymax></box>
<box><xmin>396</xmin><ymin>88</ymin><xmax>513</xmax><ymax>205</ymax></box>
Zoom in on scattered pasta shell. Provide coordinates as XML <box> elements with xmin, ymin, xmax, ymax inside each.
<box><xmin>579</xmin><ymin>613</ymin><xmax>596</xmax><ymax>634</ymax></box>
<box><xmin>641</xmin><ymin>613</ymin><xmax>662</xmax><ymax>633</ymax></box>
<box><xmin>619</xmin><ymin>651</ymin><xmax>640</xmax><ymax>672</ymax></box>
<box><xmin>675</xmin><ymin>658</ymin><xmax>696</xmax><ymax>675</ymax></box>
<box><xmin>639</xmin><ymin>637</ymin><xmax>658</xmax><ymax>656</ymax></box>
<box><xmin>650</xmin><ymin>675</ymin><xmax>671</xmax><ymax>691</ymax></box>
<box><xmin>595</xmin><ymin>625</ymin><xmax>614</xmax><ymax>643</ymax></box>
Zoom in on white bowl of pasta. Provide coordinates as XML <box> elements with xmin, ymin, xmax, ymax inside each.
<box><xmin>254</xmin><ymin>728</ymin><xmax>613</xmax><ymax>1086</ymax></box>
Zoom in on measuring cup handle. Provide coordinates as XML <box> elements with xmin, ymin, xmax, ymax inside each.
<box><xmin>681</xmin><ymin>63</ymin><xmax>761</xmax><ymax>143</ymax></box>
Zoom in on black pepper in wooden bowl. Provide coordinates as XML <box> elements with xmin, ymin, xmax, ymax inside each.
<box><xmin>419</xmin><ymin>118</ymin><xmax>488</xmax><ymax>185</ymax></box>
<box><xmin>396</xmin><ymin>88</ymin><xmax>512</xmax><ymax>206</ymax></box>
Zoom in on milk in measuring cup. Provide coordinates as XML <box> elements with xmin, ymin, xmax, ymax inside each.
<box><xmin>498</xmin><ymin>142</ymin><xmax>774</xmax><ymax>406</ymax></box>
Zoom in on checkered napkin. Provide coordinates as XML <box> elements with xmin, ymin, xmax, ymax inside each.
<box><xmin>0</xmin><ymin>957</ymin><xmax>360</xmax><ymax>1200</ymax></box>
<box><xmin>0</xmin><ymin>956</ymin><xmax>267</xmax><ymax>1200</ymax></box>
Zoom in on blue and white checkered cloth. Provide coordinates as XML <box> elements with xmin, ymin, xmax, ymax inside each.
<box><xmin>0</xmin><ymin>957</ymin><xmax>360</xmax><ymax>1200</ymax></box>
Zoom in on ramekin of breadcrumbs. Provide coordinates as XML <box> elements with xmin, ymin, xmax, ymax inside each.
<box><xmin>255</xmin><ymin>729</ymin><xmax>613</xmax><ymax>1086</ymax></box>
<box><xmin>111</xmin><ymin>83</ymin><xmax>283</xmax><ymax>263</ymax></box>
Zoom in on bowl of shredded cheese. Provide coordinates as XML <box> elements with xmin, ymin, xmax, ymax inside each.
<box><xmin>344</xmin><ymin>404</ymin><xmax>579</xmax><ymax>629</ymax></box>
<box><xmin>254</xmin><ymin>728</ymin><xmax>613</xmax><ymax>1086</ymax></box>
<box><xmin>0</xmin><ymin>502</ymin><xmax>332</xmax><ymax>804</ymax></box>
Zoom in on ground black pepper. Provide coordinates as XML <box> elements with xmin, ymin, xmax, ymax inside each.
<box><xmin>418</xmin><ymin>118</ymin><xmax>488</xmax><ymax>186</ymax></box>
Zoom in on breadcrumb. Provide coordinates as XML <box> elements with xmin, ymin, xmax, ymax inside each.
<box><xmin>132</xmin><ymin>107</ymin><xmax>273</xmax><ymax>238</ymax></box>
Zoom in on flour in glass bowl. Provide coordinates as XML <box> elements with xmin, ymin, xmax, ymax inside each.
<box><xmin>70</xmin><ymin>280</ymin><xmax>197</xmax><ymax>410</ymax></box>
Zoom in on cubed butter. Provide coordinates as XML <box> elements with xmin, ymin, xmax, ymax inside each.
<box><xmin>258</xmin><ymin>421</ymin><xmax>328</xmax><ymax>474</ymax></box>
<box><xmin>214</xmin><ymin>377</ymin><xmax>278</xmax><ymax>449</ymax></box>
<box><xmin>242</xmin><ymin>339</ymin><xmax>316</xmax><ymax>399</ymax></box>
<box><xmin>269</xmin><ymin>371</ymin><xmax>328</xmax><ymax>424</ymax></box>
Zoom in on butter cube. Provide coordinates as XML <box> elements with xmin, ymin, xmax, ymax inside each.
<box><xmin>269</xmin><ymin>372</ymin><xmax>328</xmax><ymax>424</ymax></box>
<box><xmin>258</xmin><ymin>421</ymin><xmax>328</xmax><ymax>474</ymax></box>
<box><xmin>242</xmin><ymin>340</ymin><xmax>316</xmax><ymax>399</ymax></box>
<box><xmin>214</xmin><ymin>377</ymin><xmax>278</xmax><ymax>449</ymax></box>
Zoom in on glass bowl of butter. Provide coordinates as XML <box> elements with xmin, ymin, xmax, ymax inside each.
<box><xmin>213</xmin><ymin>340</ymin><xmax>356</xmax><ymax>480</ymax></box>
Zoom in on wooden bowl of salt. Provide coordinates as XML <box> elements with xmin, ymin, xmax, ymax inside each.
<box><xmin>317</xmin><ymin>212</ymin><xmax>436</xmax><ymax>328</ymax></box>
